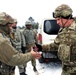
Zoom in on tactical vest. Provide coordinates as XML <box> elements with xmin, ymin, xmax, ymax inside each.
<box><xmin>57</xmin><ymin>21</ymin><xmax>76</xmax><ymax>63</ymax></box>
<box><xmin>23</xmin><ymin>29</ymin><xmax>35</xmax><ymax>44</ymax></box>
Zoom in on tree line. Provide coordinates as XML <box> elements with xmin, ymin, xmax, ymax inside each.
<box><xmin>18</xmin><ymin>17</ymin><xmax>39</xmax><ymax>29</ymax></box>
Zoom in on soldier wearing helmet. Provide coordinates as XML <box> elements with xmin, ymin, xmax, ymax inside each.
<box><xmin>22</xmin><ymin>20</ymin><xmax>38</xmax><ymax>74</ymax></box>
<box><xmin>0</xmin><ymin>12</ymin><xmax>41</xmax><ymax>75</ymax></box>
<box><xmin>10</xmin><ymin>18</ymin><xmax>27</xmax><ymax>75</ymax></box>
<box><xmin>42</xmin><ymin>4</ymin><xmax>76</xmax><ymax>75</ymax></box>
<box><xmin>53</xmin><ymin>4</ymin><xmax>72</xmax><ymax>18</ymax></box>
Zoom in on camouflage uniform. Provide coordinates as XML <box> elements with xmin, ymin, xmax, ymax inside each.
<box><xmin>0</xmin><ymin>12</ymin><xmax>15</xmax><ymax>75</ymax></box>
<box><xmin>23</xmin><ymin>20</ymin><xmax>38</xmax><ymax>72</ymax></box>
<box><xmin>10</xmin><ymin>28</ymin><xmax>25</xmax><ymax>52</ymax></box>
<box><xmin>10</xmin><ymin>19</ymin><xmax>27</xmax><ymax>75</ymax></box>
<box><xmin>43</xmin><ymin>4</ymin><xmax>76</xmax><ymax>75</ymax></box>
<box><xmin>0</xmin><ymin>35</ymin><xmax>15</xmax><ymax>75</ymax></box>
<box><xmin>0</xmin><ymin>12</ymin><xmax>36</xmax><ymax>75</ymax></box>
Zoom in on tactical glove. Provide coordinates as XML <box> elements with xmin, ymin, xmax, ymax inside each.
<box><xmin>21</xmin><ymin>46</ymin><xmax>26</xmax><ymax>53</ymax></box>
<box><xmin>35</xmin><ymin>43</ymin><xmax>42</xmax><ymax>52</ymax></box>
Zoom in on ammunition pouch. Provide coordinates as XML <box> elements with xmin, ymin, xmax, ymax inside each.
<box><xmin>58</xmin><ymin>44</ymin><xmax>70</xmax><ymax>62</ymax></box>
<box><xmin>63</xmin><ymin>64</ymin><xmax>76</xmax><ymax>75</ymax></box>
<box><xmin>70</xmin><ymin>44</ymin><xmax>76</xmax><ymax>62</ymax></box>
<box><xmin>58</xmin><ymin>43</ymin><xmax>76</xmax><ymax>62</ymax></box>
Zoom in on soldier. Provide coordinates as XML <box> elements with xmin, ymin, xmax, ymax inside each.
<box><xmin>0</xmin><ymin>12</ymin><xmax>41</xmax><ymax>75</ymax></box>
<box><xmin>22</xmin><ymin>20</ymin><xmax>38</xmax><ymax>73</ymax></box>
<box><xmin>10</xmin><ymin>18</ymin><xmax>27</xmax><ymax>75</ymax></box>
<box><xmin>42</xmin><ymin>4</ymin><xmax>76</xmax><ymax>75</ymax></box>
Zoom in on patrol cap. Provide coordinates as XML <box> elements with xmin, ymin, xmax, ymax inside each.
<box><xmin>53</xmin><ymin>4</ymin><xmax>73</xmax><ymax>18</ymax></box>
<box><xmin>25</xmin><ymin>20</ymin><xmax>32</xmax><ymax>26</ymax></box>
<box><xmin>0</xmin><ymin>12</ymin><xmax>14</xmax><ymax>25</ymax></box>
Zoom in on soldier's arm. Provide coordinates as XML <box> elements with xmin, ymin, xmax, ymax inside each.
<box><xmin>42</xmin><ymin>42</ymin><xmax>59</xmax><ymax>51</ymax></box>
<box><xmin>0</xmin><ymin>40</ymin><xmax>41</xmax><ymax>66</ymax></box>
<box><xmin>42</xmin><ymin>35</ymin><xmax>60</xmax><ymax>51</ymax></box>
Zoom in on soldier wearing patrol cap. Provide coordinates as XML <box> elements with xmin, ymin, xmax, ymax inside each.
<box><xmin>0</xmin><ymin>12</ymin><xmax>41</xmax><ymax>75</ymax></box>
<box><xmin>42</xmin><ymin>4</ymin><xmax>76</xmax><ymax>75</ymax></box>
<box><xmin>22</xmin><ymin>20</ymin><xmax>38</xmax><ymax>73</ymax></box>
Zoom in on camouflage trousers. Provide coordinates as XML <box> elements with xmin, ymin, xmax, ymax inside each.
<box><xmin>0</xmin><ymin>71</ymin><xmax>15</xmax><ymax>75</ymax></box>
<box><xmin>26</xmin><ymin>43</ymin><xmax>36</xmax><ymax>67</ymax></box>
<box><xmin>18</xmin><ymin>65</ymin><xmax>26</xmax><ymax>73</ymax></box>
<box><xmin>0</xmin><ymin>61</ymin><xmax>15</xmax><ymax>75</ymax></box>
<box><xmin>18</xmin><ymin>56</ymin><xmax>36</xmax><ymax>73</ymax></box>
<box><xmin>61</xmin><ymin>65</ymin><xmax>76</xmax><ymax>75</ymax></box>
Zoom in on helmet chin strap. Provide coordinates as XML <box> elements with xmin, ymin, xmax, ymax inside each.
<box><xmin>60</xmin><ymin>16</ymin><xmax>71</xmax><ymax>28</ymax></box>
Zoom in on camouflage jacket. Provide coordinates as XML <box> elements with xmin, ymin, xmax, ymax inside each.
<box><xmin>23</xmin><ymin>28</ymin><xmax>38</xmax><ymax>44</ymax></box>
<box><xmin>43</xmin><ymin>20</ymin><xmax>76</xmax><ymax>64</ymax></box>
<box><xmin>0</xmin><ymin>34</ymin><xmax>14</xmax><ymax>75</ymax></box>
<box><xmin>10</xmin><ymin>28</ymin><xmax>26</xmax><ymax>52</ymax></box>
<box><xmin>0</xmin><ymin>32</ymin><xmax>33</xmax><ymax>66</ymax></box>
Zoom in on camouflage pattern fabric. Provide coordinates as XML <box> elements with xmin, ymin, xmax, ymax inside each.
<box><xmin>0</xmin><ymin>32</ymin><xmax>33</xmax><ymax>66</ymax></box>
<box><xmin>0</xmin><ymin>32</ymin><xmax>15</xmax><ymax>75</ymax></box>
<box><xmin>0</xmin><ymin>12</ymin><xmax>34</xmax><ymax>75</ymax></box>
<box><xmin>10</xmin><ymin>28</ymin><xmax>26</xmax><ymax>74</ymax></box>
<box><xmin>42</xmin><ymin>20</ymin><xmax>76</xmax><ymax>75</ymax></box>
<box><xmin>53</xmin><ymin>4</ymin><xmax>72</xmax><ymax>18</ymax></box>
<box><xmin>23</xmin><ymin>29</ymin><xmax>38</xmax><ymax>45</ymax></box>
<box><xmin>13</xmin><ymin>18</ymin><xmax>17</xmax><ymax>23</ymax></box>
<box><xmin>10</xmin><ymin>28</ymin><xmax>25</xmax><ymax>52</ymax></box>
<box><xmin>23</xmin><ymin>28</ymin><xmax>38</xmax><ymax>69</ymax></box>
<box><xmin>0</xmin><ymin>12</ymin><xmax>14</xmax><ymax>25</ymax></box>
<box><xmin>25</xmin><ymin>20</ymin><xmax>33</xmax><ymax>26</ymax></box>
<box><xmin>0</xmin><ymin>42</ymin><xmax>14</xmax><ymax>75</ymax></box>
<box><xmin>0</xmin><ymin>61</ymin><xmax>15</xmax><ymax>75</ymax></box>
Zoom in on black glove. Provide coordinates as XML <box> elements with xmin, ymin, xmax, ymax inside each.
<box><xmin>21</xmin><ymin>46</ymin><xmax>26</xmax><ymax>53</ymax></box>
<box><xmin>35</xmin><ymin>43</ymin><xmax>42</xmax><ymax>52</ymax></box>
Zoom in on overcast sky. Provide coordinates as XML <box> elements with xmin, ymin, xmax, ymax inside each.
<box><xmin>0</xmin><ymin>0</ymin><xmax>76</xmax><ymax>26</ymax></box>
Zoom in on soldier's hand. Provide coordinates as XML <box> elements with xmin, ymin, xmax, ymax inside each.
<box><xmin>21</xmin><ymin>46</ymin><xmax>26</xmax><ymax>53</ymax></box>
<box><xmin>30</xmin><ymin>47</ymin><xmax>41</xmax><ymax>59</ymax></box>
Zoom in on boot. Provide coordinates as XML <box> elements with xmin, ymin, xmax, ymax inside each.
<box><xmin>20</xmin><ymin>72</ymin><xmax>27</xmax><ymax>75</ymax></box>
<box><xmin>33</xmin><ymin>66</ymin><xmax>37</xmax><ymax>72</ymax></box>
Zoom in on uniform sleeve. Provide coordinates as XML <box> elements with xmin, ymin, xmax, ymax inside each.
<box><xmin>42</xmin><ymin>42</ymin><xmax>59</xmax><ymax>51</ymax></box>
<box><xmin>0</xmin><ymin>40</ymin><xmax>33</xmax><ymax>66</ymax></box>
<box><xmin>42</xmin><ymin>35</ymin><xmax>60</xmax><ymax>51</ymax></box>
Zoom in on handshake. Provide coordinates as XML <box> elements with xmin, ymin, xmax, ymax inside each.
<box><xmin>30</xmin><ymin>43</ymin><xmax>42</xmax><ymax>59</ymax></box>
<box><xmin>33</xmin><ymin>43</ymin><xmax>42</xmax><ymax>54</ymax></box>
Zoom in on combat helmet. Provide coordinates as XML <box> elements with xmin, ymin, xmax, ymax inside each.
<box><xmin>25</xmin><ymin>20</ymin><xmax>32</xmax><ymax>26</ymax></box>
<box><xmin>53</xmin><ymin>4</ymin><xmax>73</xmax><ymax>18</ymax></box>
<box><xmin>13</xmin><ymin>18</ymin><xmax>17</xmax><ymax>23</ymax></box>
<box><xmin>0</xmin><ymin>12</ymin><xmax>14</xmax><ymax>25</ymax></box>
